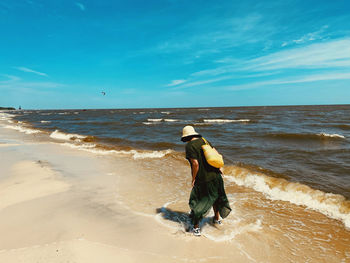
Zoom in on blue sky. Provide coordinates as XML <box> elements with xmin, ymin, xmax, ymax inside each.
<box><xmin>1</xmin><ymin>0</ymin><xmax>350</xmax><ymax>109</ymax></box>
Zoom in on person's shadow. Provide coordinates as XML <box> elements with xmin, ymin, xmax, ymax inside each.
<box><xmin>156</xmin><ymin>206</ymin><xmax>214</xmax><ymax>232</ymax></box>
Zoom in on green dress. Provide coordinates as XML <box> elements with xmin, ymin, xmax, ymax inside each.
<box><xmin>186</xmin><ymin>137</ymin><xmax>231</xmax><ymax>225</ymax></box>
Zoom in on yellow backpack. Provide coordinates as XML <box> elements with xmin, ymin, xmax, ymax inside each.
<box><xmin>201</xmin><ymin>137</ymin><xmax>224</xmax><ymax>168</ymax></box>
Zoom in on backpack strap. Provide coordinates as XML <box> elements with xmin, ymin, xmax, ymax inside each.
<box><xmin>202</xmin><ymin>137</ymin><xmax>209</xmax><ymax>145</ymax></box>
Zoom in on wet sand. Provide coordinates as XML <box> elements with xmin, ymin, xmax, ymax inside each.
<box><xmin>0</xmin><ymin>125</ymin><xmax>349</xmax><ymax>262</ymax></box>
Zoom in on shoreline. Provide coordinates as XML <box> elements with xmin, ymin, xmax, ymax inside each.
<box><xmin>0</xmin><ymin>125</ymin><xmax>250</xmax><ymax>262</ymax></box>
<box><xmin>1</xmin><ymin>115</ymin><xmax>350</xmax><ymax>262</ymax></box>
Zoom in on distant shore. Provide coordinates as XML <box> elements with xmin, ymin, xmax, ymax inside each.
<box><xmin>0</xmin><ymin>107</ymin><xmax>16</xmax><ymax>110</ymax></box>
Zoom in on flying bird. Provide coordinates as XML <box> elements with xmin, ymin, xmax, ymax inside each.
<box><xmin>101</xmin><ymin>91</ymin><xmax>106</xmax><ymax>96</ymax></box>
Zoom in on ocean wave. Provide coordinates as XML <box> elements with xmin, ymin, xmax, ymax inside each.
<box><xmin>58</xmin><ymin>112</ymin><xmax>69</xmax><ymax>115</ymax></box>
<box><xmin>266</xmin><ymin>132</ymin><xmax>346</xmax><ymax>141</ymax></box>
<box><xmin>224</xmin><ymin>166</ymin><xmax>350</xmax><ymax>229</ymax></box>
<box><xmin>143</xmin><ymin>122</ymin><xmax>158</xmax><ymax>125</ymax></box>
<box><xmin>145</xmin><ymin>118</ymin><xmax>181</xmax><ymax>123</ymax></box>
<box><xmin>161</xmin><ymin>111</ymin><xmax>171</xmax><ymax>115</ymax></box>
<box><xmin>40</xmin><ymin>120</ymin><xmax>51</xmax><ymax>123</ymax></box>
<box><xmin>318</xmin><ymin>133</ymin><xmax>345</xmax><ymax>139</ymax></box>
<box><xmin>50</xmin><ymin>130</ymin><xmax>86</xmax><ymax>141</ymax></box>
<box><xmin>131</xmin><ymin>149</ymin><xmax>173</xmax><ymax>159</ymax></box>
<box><xmin>61</xmin><ymin>142</ymin><xmax>173</xmax><ymax>159</ymax></box>
<box><xmin>0</xmin><ymin>112</ymin><xmax>15</xmax><ymax>121</ymax></box>
<box><xmin>203</xmin><ymin>119</ymin><xmax>250</xmax><ymax>123</ymax></box>
<box><xmin>4</xmin><ymin>124</ymin><xmax>41</xmax><ymax>134</ymax></box>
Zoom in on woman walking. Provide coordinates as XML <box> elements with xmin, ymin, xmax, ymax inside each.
<box><xmin>181</xmin><ymin>125</ymin><xmax>231</xmax><ymax>236</ymax></box>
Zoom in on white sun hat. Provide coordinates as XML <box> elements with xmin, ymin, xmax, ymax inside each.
<box><xmin>181</xmin><ymin>125</ymin><xmax>201</xmax><ymax>141</ymax></box>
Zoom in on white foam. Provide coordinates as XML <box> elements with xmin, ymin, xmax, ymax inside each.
<box><xmin>40</xmin><ymin>113</ymin><xmax>52</xmax><ymax>115</ymax></box>
<box><xmin>225</xmin><ymin>172</ymin><xmax>350</xmax><ymax>229</ymax></box>
<box><xmin>0</xmin><ymin>113</ymin><xmax>15</xmax><ymax>121</ymax></box>
<box><xmin>61</xmin><ymin>143</ymin><xmax>97</xmax><ymax>150</ymax></box>
<box><xmin>318</xmin><ymin>133</ymin><xmax>345</xmax><ymax>139</ymax></box>
<box><xmin>203</xmin><ymin>219</ymin><xmax>262</xmax><ymax>242</ymax></box>
<box><xmin>143</xmin><ymin>122</ymin><xmax>157</xmax><ymax>125</ymax></box>
<box><xmin>40</xmin><ymin>120</ymin><xmax>51</xmax><ymax>123</ymax></box>
<box><xmin>61</xmin><ymin>142</ymin><xmax>173</xmax><ymax>159</ymax></box>
<box><xmin>4</xmin><ymin>125</ymin><xmax>41</xmax><ymax>134</ymax></box>
<box><xmin>164</xmin><ymin>119</ymin><xmax>179</xmax><ymax>122</ymax></box>
<box><xmin>131</xmin><ymin>149</ymin><xmax>173</xmax><ymax>159</ymax></box>
<box><xmin>155</xmin><ymin>200</ymin><xmax>262</xmax><ymax>242</ymax></box>
<box><xmin>161</xmin><ymin>111</ymin><xmax>171</xmax><ymax>114</ymax></box>
<box><xmin>50</xmin><ymin>130</ymin><xmax>86</xmax><ymax>141</ymax></box>
<box><xmin>58</xmin><ymin>112</ymin><xmax>69</xmax><ymax>115</ymax></box>
<box><xmin>107</xmin><ymin>149</ymin><xmax>173</xmax><ymax>159</ymax></box>
<box><xmin>204</xmin><ymin>119</ymin><xmax>250</xmax><ymax>123</ymax></box>
<box><xmin>154</xmin><ymin>201</ymin><xmax>185</xmax><ymax>231</ymax></box>
<box><xmin>147</xmin><ymin>118</ymin><xmax>162</xmax><ymax>122</ymax></box>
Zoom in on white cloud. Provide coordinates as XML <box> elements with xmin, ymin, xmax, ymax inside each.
<box><xmin>75</xmin><ymin>2</ymin><xmax>85</xmax><ymax>11</ymax></box>
<box><xmin>191</xmin><ymin>38</ymin><xmax>350</xmax><ymax>78</ymax></box>
<box><xmin>0</xmin><ymin>74</ymin><xmax>21</xmax><ymax>83</ymax></box>
<box><xmin>154</xmin><ymin>13</ymin><xmax>275</xmax><ymax>55</ymax></box>
<box><xmin>172</xmin><ymin>76</ymin><xmax>231</xmax><ymax>90</ymax></box>
<box><xmin>277</xmin><ymin>72</ymin><xmax>350</xmax><ymax>84</ymax></box>
<box><xmin>0</xmin><ymin>81</ymin><xmax>64</xmax><ymax>90</ymax></box>
<box><xmin>226</xmin><ymin>72</ymin><xmax>350</xmax><ymax>90</ymax></box>
<box><xmin>247</xmin><ymin>38</ymin><xmax>350</xmax><ymax>71</ymax></box>
<box><xmin>166</xmin><ymin>79</ymin><xmax>186</xmax><ymax>87</ymax></box>
<box><xmin>294</xmin><ymin>25</ymin><xmax>329</xmax><ymax>44</ymax></box>
<box><xmin>15</xmin><ymin>67</ymin><xmax>48</xmax><ymax>77</ymax></box>
<box><xmin>280</xmin><ymin>26</ymin><xmax>329</xmax><ymax>47</ymax></box>
<box><xmin>191</xmin><ymin>65</ymin><xmax>237</xmax><ymax>77</ymax></box>
<box><xmin>0</xmin><ymin>73</ymin><xmax>63</xmax><ymax>91</ymax></box>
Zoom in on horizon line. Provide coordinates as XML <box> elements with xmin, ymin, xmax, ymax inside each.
<box><xmin>3</xmin><ymin>103</ymin><xmax>350</xmax><ymax>111</ymax></box>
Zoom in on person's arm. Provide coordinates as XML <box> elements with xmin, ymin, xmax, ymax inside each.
<box><xmin>190</xmin><ymin>158</ymin><xmax>199</xmax><ymax>187</ymax></box>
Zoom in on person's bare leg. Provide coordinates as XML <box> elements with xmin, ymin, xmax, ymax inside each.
<box><xmin>213</xmin><ymin>204</ymin><xmax>220</xmax><ymax>221</ymax></box>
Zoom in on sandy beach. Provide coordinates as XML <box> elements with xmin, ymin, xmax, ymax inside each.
<box><xmin>0</xmin><ymin>125</ymin><xmax>251</xmax><ymax>263</ymax></box>
<box><xmin>1</xmin><ymin>114</ymin><xmax>349</xmax><ymax>263</ymax></box>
